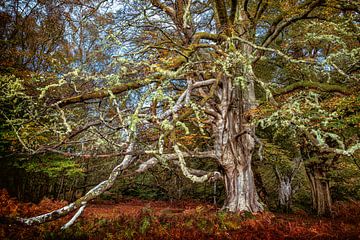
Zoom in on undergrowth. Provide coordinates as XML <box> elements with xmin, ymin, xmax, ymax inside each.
<box><xmin>1</xmin><ymin>189</ymin><xmax>359</xmax><ymax>239</ymax></box>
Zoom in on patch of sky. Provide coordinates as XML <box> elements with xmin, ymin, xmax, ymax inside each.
<box><xmin>315</xmin><ymin>51</ymin><xmax>333</xmax><ymax>72</ymax></box>
<box><xmin>255</xmin><ymin>25</ymin><xmax>269</xmax><ymax>45</ymax></box>
<box><xmin>2</xmin><ymin>0</ymin><xmax>38</xmax><ymax>18</ymax></box>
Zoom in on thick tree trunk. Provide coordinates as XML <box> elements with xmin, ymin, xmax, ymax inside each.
<box><xmin>222</xmin><ymin>158</ymin><xmax>263</xmax><ymax>212</ymax></box>
<box><xmin>306</xmin><ymin>166</ymin><xmax>332</xmax><ymax>216</ymax></box>
<box><xmin>212</xmin><ymin>68</ymin><xmax>263</xmax><ymax>212</ymax></box>
<box><xmin>213</xmin><ymin>112</ymin><xmax>263</xmax><ymax>213</ymax></box>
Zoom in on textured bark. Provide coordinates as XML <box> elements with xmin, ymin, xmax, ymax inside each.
<box><xmin>273</xmin><ymin>154</ymin><xmax>302</xmax><ymax>212</ymax></box>
<box><xmin>274</xmin><ymin>167</ymin><xmax>294</xmax><ymax>212</ymax></box>
<box><xmin>217</xmin><ymin>120</ymin><xmax>263</xmax><ymax>212</ymax></box>
<box><xmin>57</xmin><ymin>79</ymin><xmax>155</xmax><ymax>107</ymax></box>
<box><xmin>278</xmin><ymin>177</ymin><xmax>292</xmax><ymax>212</ymax></box>
<box><xmin>222</xmin><ymin>158</ymin><xmax>263</xmax><ymax>212</ymax></box>
<box><xmin>306</xmin><ymin>166</ymin><xmax>332</xmax><ymax>216</ymax></box>
<box><xmin>212</xmin><ymin>67</ymin><xmax>263</xmax><ymax>212</ymax></box>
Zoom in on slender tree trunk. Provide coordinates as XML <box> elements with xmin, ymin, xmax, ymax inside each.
<box><xmin>274</xmin><ymin>155</ymin><xmax>302</xmax><ymax>212</ymax></box>
<box><xmin>306</xmin><ymin>166</ymin><xmax>332</xmax><ymax>216</ymax></box>
<box><xmin>274</xmin><ymin>167</ymin><xmax>293</xmax><ymax>212</ymax></box>
<box><xmin>278</xmin><ymin>177</ymin><xmax>292</xmax><ymax>212</ymax></box>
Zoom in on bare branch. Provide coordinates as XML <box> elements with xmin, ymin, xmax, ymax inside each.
<box><xmin>261</xmin><ymin>0</ymin><xmax>322</xmax><ymax>48</ymax></box>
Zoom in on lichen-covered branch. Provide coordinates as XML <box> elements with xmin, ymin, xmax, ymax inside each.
<box><xmin>301</xmin><ymin>128</ymin><xmax>360</xmax><ymax>157</ymax></box>
<box><xmin>174</xmin><ymin>144</ymin><xmax>221</xmax><ymax>183</ymax></box>
<box><xmin>17</xmin><ymin>143</ymin><xmax>135</xmax><ymax>226</ymax></box>
<box><xmin>57</xmin><ymin>79</ymin><xmax>156</xmax><ymax>107</ymax></box>
<box><xmin>135</xmin><ymin>150</ymin><xmax>218</xmax><ymax>174</ymax></box>
<box><xmin>61</xmin><ymin>204</ymin><xmax>86</xmax><ymax>230</ymax></box>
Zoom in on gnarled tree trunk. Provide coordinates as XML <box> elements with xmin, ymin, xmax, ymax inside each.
<box><xmin>306</xmin><ymin>166</ymin><xmax>332</xmax><ymax>216</ymax></box>
<box><xmin>212</xmin><ymin>66</ymin><xmax>263</xmax><ymax>212</ymax></box>
<box><xmin>222</xmin><ymin>157</ymin><xmax>263</xmax><ymax>212</ymax></box>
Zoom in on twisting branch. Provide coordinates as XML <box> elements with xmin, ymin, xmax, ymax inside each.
<box><xmin>150</xmin><ymin>0</ymin><xmax>176</xmax><ymax>19</ymax></box>
<box><xmin>233</xmin><ymin>36</ymin><xmax>353</xmax><ymax>79</ymax></box>
<box><xmin>274</xmin><ymin>81</ymin><xmax>351</xmax><ymax>96</ymax></box>
<box><xmin>56</xmin><ymin>79</ymin><xmax>156</xmax><ymax>107</ymax></box>
<box><xmin>233</xmin><ymin>36</ymin><xmax>316</xmax><ymax>65</ymax></box>
<box><xmin>17</xmin><ymin>142</ymin><xmax>136</xmax><ymax>226</ymax></box>
<box><xmin>61</xmin><ymin>204</ymin><xmax>86</xmax><ymax>230</ymax></box>
<box><xmin>158</xmin><ymin>78</ymin><xmax>216</xmax><ymax>119</ymax></box>
<box><xmin>254</xmin><ymin>0</ymin><xmax>267</xmax><ymax>22</ymax></box>
<box><xmin>261</xmin><ymin>0</ymin><xmax>323</xmax><ymax>48</ymax></box>
<box><xmin>135</xmin><ymin>150</ymin><xmax>218</xmax><ymax>174</ymax></box>
<box><xmin>174</xmin><ymin>144</ymin><xmax>221</xmax><ymax>183</ymax></box>
<box><xmin>301</xmin><ymin>127</ymin><xmax>360</xmax><ymax>157</ymax></box>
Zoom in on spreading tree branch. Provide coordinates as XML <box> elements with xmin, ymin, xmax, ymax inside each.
<box><xmin>274</xmin><ymin>81</ymin><xmax>351</xmax><ymax>96</ymax></box>
<box><xmin>57</xmin><ymin>79</ymin><xmax>156</xmax><ymax>107</ymax></box>
<box><xmin>17</xmin><ymin>142</ymin><xmax>136</xmax><ymax>226</ymax></box>
<box><xmin>261</xmin><ymin>0</ymin><xmax>323</xmax><ymax>48</ymax></box>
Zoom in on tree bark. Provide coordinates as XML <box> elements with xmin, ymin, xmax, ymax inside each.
<box><xmin>274</xmin><ymin>167</ymin><xmax>294</xmax><ymax>213</ymax></box>
<box><xmin>214</xmin><ymin>120</ymin><xmax>264</xmax><ymax>213</ymax></box>
<box><xmin>278</xmin><ymin>177</ymin><xmax>292</xmax><ymax>212</ymax></box>
<box><xmin>306</xmin><ymin>166</ymin><xmax>332</xmax><ymax>216</ymax></box>
<box><xmin>212</xmin><ymin>70</ymin><xmax>263</xmax><ymax>212</ymax></box>
<box><xmin>222</xmin><ymin>157</ymin><xmax>263</xmax><ymax>212</ymax></box>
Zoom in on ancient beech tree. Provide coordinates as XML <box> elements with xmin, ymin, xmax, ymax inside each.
<box><xmin>2</xmin><ymin>0</ymin><xmax>359</xmax><ymax>227</ymax></box>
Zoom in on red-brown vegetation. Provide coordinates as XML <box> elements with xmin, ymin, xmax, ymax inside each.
<box><xmin>1</xmin><ymin>189</ymin><xmax>359</xmax><ymax>239</ymax></box>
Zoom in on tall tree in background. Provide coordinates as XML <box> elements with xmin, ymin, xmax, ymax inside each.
<box><xmin>1</xmin><ymin>0</ymin><xmax>359</xmax><ymax>227</ymax></box>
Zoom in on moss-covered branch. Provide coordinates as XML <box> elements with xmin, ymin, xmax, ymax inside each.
<box><xmin>57</xmin><ymin>79</ymin><xmax>156</xmax><ymax>107</ymax></box>
<box><xmin>274</xmin><ymin>81</ymin><xmax>351</xmax><ymax>96</ymax></box>
<box><xmin>192</xmin><ymin>32</ymin><xmax>226</xmax><ymax>43</ymax></box>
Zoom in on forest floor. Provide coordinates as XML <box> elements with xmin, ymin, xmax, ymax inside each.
<box><xmin>1</xmin><ymin>189</ymin><xmax>360</xmax><ymax>239</ymax></box>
